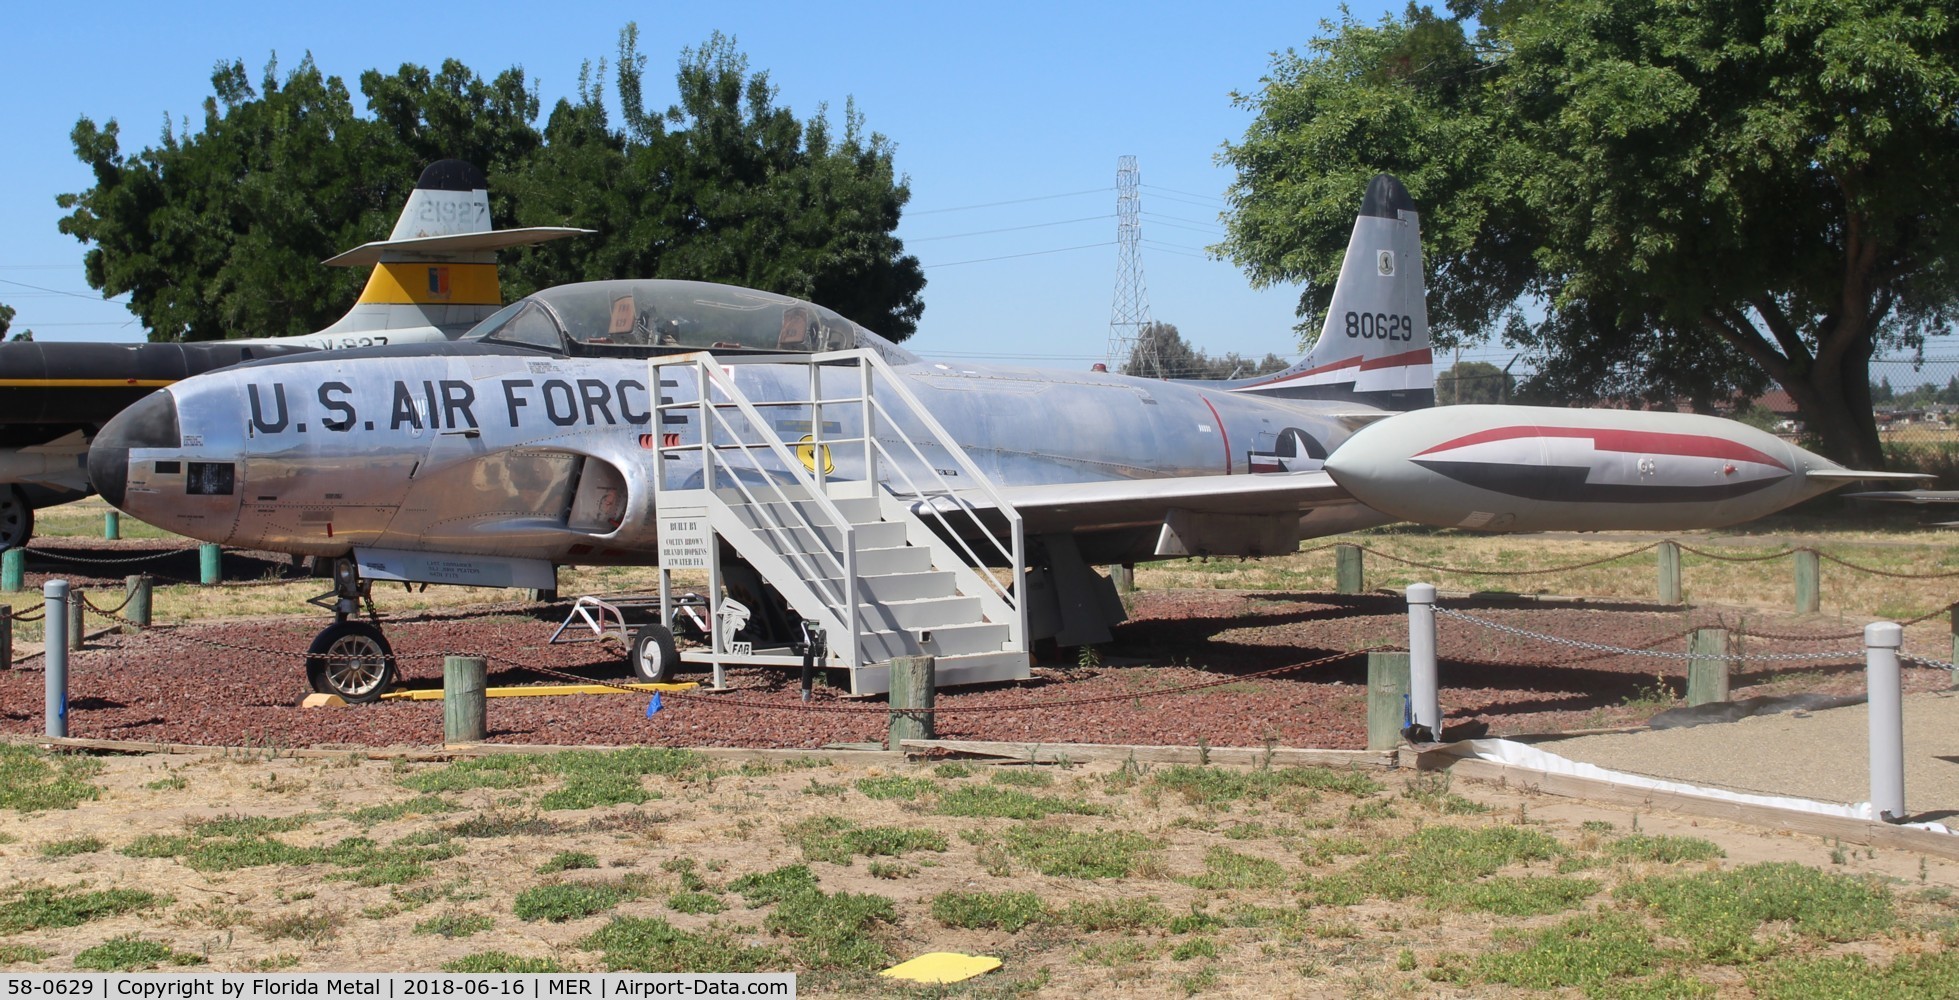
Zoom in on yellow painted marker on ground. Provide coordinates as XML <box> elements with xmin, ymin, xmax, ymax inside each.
<box><xmin>880</xmin><ymin>953</ymin><xmax>1002</xmax><ymax>985</ymax></box>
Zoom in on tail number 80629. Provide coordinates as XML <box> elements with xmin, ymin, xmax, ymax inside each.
<box><xmin>1344</xmin><ymin>312</ymin><xmax>1415</xmax><ymax>341</ymax></box>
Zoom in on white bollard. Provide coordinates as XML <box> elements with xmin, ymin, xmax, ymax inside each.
<box><xmin>1407</xmin><ymin>583</ymin><xmax>1440</xmax><ymax>740</ymax></box>
<box><xmin>44</xmin><ymin>579</ymin><xmax>68</xmax><ymax>739</ymax></box>
<box><xmin>1865</xmin><ymin>621</ymin><xmax>1905</xmax><ymax>823</ymax></box>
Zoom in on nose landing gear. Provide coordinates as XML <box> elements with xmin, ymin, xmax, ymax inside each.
<box><xmin>304</xmin><ymin>558</ymin><xmax>397</xmax><ymax>703</ymax></box>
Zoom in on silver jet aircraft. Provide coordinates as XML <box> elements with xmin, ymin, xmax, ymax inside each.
<box><xmin>89</xmin><ymin>175</ymin><xmax>1905</xmax><ymax>701</ymax></box>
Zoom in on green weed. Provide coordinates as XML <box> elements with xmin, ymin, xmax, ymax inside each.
<box><xmin>580</xmin><ymin>917</ymin><xmax>783</xmax><ymax>972</ymax></box>
<box><xmin>1003</xmin><ymin>826</ymin><xmax>1158</xmax><ymax>879</ymax></box>
<box><xmin>1178</xmin><ymin>846</ymin><xmax>1288</xmax><ymax>891</ymax></box>
<box><xmin>729</xmin><ymin>865</ymin><xmax>820</xmax><ymax>906</ymax></box>
<box><xmin>1607</xmin><ymin>834</ymin><xmax>1726</xmax><ymax>864</ymax></box>
<box><xmin>0</xmin><ymin>886</ymin><xmax>168</xmax><ymax>933</ymax></box>
<box><xmin>1616</xmin><ymin>862</ymin><xmax>1893</xmax><ymax>963</ymax></box>
<box><xmin>442</xmin><ymin>953</ymin><xmax>567</xmax><ymax>973</ymax></box>
<box><xmin>933</xmin><ymin>762</ymin><xmax>975</xmax><ymax>779</ymax></box>
<box><xmin>255</xmin><ymin>905</ymin><xmax>346</xmax><ymax>946</ymax></box>
<box><xmin>786</xmin><ymin>816</ymin><xmax>947</xmax><ymax>865</ymax></box>
<box><xmin>0</xmin><ymin>745</ymin><xmax>102</xmax><ymax>811</ymax></box>
<box><xmin>989</xmin><ymin>768</ymin><xmax>1055</xmax><ymax>788</ymax></box>
<box><xmin>537</xmin><ymin>851</ymin><xmax>601</xmax><ymax>874</ymax></box>
<box><xmin>935</xmin><ymin>785</ymin><xmax>1105</xmax><ymax>820</ymax></box>
<box><xmin>413</xmin><ymin>911</ymin><xmax>493</xmax><ymax>938</ymax></box>
<box><xmin>1446</xmin><ymin>875</ymin><xmax>1600</xmax><ymax>916</ymax></box>
<box><xmin>1473</xmin><ymin>911</ymin><xmax>1658</xmax><ymax>989</ymax></box>
<box><xmin>1148</xmin><ymin>764</ymin><xmax>1382</xmax><ymax>809</ymax></box>
<box><xmin>1748</xmin><ymin>952</ymin><xmax>1959</xmax><ymax>999</ymax></box>
<box><xmin>1056</xmin><ymin>897</ymin><xmax>1170</xmax><ymax>932</ymax></box>
<box><xmin>39</xmin><ymin>836</ymin><xmax>105</xmax><ymax>858</ymax></box>
<box><xmin>854</xmin><ymin>775</ymin><xmax>939</xmax><ymax>800</ymax></box>
<box><xmin>73</xmin><ymin>936</ymin><xmax>202</xmax><ymax>971</ymax></box>
<box><xmin>931</xmin><ymin>891</ymin><xmax>1047</xmax><ymax>932</ymax></box>
<box><xmin>666</xmin><ymin>891</ymin><xmax>725</xmax><ymax>915</ymax></box>
<box><xmin>766</xmin><ymin>888</ymin><xmax>898</xmax><ymax>969</ymax></box>
<box><xmin>0</xmin><ymin>944</ymin><xmax>51</xmax><ymax>964</ymax></box>
<box><xmin>346</xmin><ymin>795</ymin><xmax>457</xmax><ymax>824</ymax></box>
<box><xmin>514</xmin><ymin>879</ymin><xmax>643</xmax><ymax>922</ymax></box>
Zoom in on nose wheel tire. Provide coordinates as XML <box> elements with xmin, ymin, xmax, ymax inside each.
<box><xmin>306</xmin><ymin>621</ymin><xmax>398</xmax><ymax>703</ymax></box>
<box><xmin>0</xmin><ymin>487</ymin><xmax>32</xmax><ymax>551</ymax></box>
<box><xmin>629</xmin><ymin>625</ymin><xmax>679</xmax><ymax>684</ymax></box>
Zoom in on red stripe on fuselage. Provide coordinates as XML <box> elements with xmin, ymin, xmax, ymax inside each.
<box><xmin>1415</xmin><ymin>426</ymin><xmax>1788</xmax><ymax>470</ymax></box>
<box><xmin>1201</xmin><ymin>396</ymin><xmax>1231</xmax><ymax>474</ymax></box>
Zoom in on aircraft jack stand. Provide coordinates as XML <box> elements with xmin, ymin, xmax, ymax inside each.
<box><xmin>298</xmin><ymin>558</ymin><xmax>399</xmax><ymax>704</ymax></box>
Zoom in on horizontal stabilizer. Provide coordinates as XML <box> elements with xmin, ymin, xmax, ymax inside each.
<box><xmin>1845</xmin><ymin>488</ymin><xmax>1959</xmax><ymax>504</ymax></box>
<box><xmin>324</xmin><ymin>227</ymin><xmax>592</xmax><ymax>267</ymax></box>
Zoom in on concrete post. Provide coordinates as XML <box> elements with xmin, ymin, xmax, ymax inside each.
<box><xmin>2</xmin><ymin>548</ymin><xmax>22</xmax><ymax>592</ymax></box>
<box><xmin>1657</xmin><ymin>541</ymin><xmax>1682</xmax><ymax>605</ymax></box>
<box><xmin>44</xmin><ymin>580</ymin><xmax>67</xmax><ymax>738</ymax></box>
<box><xmin>887</xmin><ymin>655</ymin><xmax>937</xmax><ymax>747</ymax></box>
<box><xmin>123</xmin><ymin>575</ymin><xmax>151</xmax><ymax>633</ymax></box>
<box><xmin>1336</xmin><ymin>544</ymin><xmax>1364</xmax><ymax>595</ymax></box>
<box><xmin>1794</xmin><ymin>549</ymin><xmax>1821</xmax><ymax>613</ymax></box>
<box><xmin>1686</xmin><ymin>628</ymin><xmax>1730</xmax><ymax>706</ymax></box>
<box><xmin>66</xmin><ymin>589</ymin><xmax>85</xmax><ymax>651</ymax></box>
<box><xmin>443</xmin><ymin>656</ymin><xmax>488</xmax><ymax>744</ymax></box>
<box><xmin>199</xmin><ymin>544</ymin><xmax>222</xmax><ymax>585</ymax></box>
<box><xmin>104</xmin><ymin>511</ymin><xmax>120</xmax><ymax>541</ymax></box>
<box><xmin>1366</xmin><ymin>650</ymin><xmax>1411</xmax><ymax>751</ymax></box>
<box><xmin>1406</xmin><ymin>583</ymin><xmax>1440</xmax><ymax>739</ymax></box>
<box><xmin>1865</xmin><ymin>621</ymin><xmax>1905</xmax><ymax>823</ymax></box>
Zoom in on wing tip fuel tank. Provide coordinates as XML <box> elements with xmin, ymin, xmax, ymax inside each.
<box><xmin>1324</xmin><ymin>404</ymin><xmax>1871</xmax><ymax>532</ymax></box>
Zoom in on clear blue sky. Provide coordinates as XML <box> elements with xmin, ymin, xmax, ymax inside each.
<box><xmin>3</xmin><ymin>0</ymin><xmax>1524</xmax><ymax>369</ymax></box>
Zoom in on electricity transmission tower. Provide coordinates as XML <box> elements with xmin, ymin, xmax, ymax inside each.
<box><xmin>1105</xmin><ymin>155</ymin><xmax>1160</xmax><ymax>376</ymax></box>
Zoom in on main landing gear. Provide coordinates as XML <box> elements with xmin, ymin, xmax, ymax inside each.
<box><xmin>304</xmin><ymin>558</ymin><xmax>397</xmax><ymax>703</ymax></box>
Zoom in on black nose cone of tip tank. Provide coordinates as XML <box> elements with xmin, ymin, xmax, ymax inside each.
<box><xmin>89</xmin><ymin>390</ymin><xmax>179</xmax><ymax>510</ymax></box>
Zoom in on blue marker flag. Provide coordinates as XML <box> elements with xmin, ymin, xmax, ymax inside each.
<box><xmin>646</xmin><ymin>693</ymin><xmax>663</xmax><ymax>718</ymax></box>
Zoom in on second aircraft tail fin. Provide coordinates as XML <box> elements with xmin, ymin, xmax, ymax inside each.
<box><xmin>311</xmin><ymin>160</ymin><xmax>587</xmax><ymax>342</ymax></box>
<box><xmin>1226</xmin><ymin>173</ymin><xmax>1435</xmax><ymax>410</ymax></box>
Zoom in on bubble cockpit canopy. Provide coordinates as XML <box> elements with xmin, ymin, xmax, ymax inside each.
<box><xmin>462</xmin><ymin>279</ymin><xmax>912</xmax><ymax>362</ymax></box>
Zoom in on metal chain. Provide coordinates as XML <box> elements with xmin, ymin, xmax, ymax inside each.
<box><xmin>1434</xmin><ymin>606</ymin><xmax>1861</xmax><ymax>662</ymax></box>
<box><xmin>80</xmin><ymin>590</ymin><xmax>136</xmax><ymax>617</ymax></box>
<box><xmin>1813</xmin><ymin>550</ymin><xmax>1959</xmax><ymax>580</ymax></box>
<box><xmin>1903</xmin><ymin>654</ymin><xmax>1959</xmax><ymax>671</ymax></box>
<box><xmin>1354</xmin><ymin>541</ymin><xmax>1660</xmax><ymax>576</ymax></box>
<box><xmin>1</xmin><ymin>602</ymin><xmax>47</xmax><ymax>622</ymax></box>
<box><xmin>1735</xmin><ymin>604</ymin><xmax>1952</xmax><ymax>642</ymax></box>
<box><xmin>21</xmin><ymin>547</ymin><xmax>198</xmax><ymax>566</ymax></box>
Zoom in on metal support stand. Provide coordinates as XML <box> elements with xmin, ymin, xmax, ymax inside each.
<box><xmin>44</xmin><ymin>580</ymin><xmax>67</xmax><ymax>738</ymax></box>
<box><xmin>1865</xmin><ymin>621</ymin><xmax>1905</xmax><ymax>823</ymax></box>
<box><xmin>1405</xmin><ymin>583</ymin><xmax>1439</xmax><ymax>742</ymax></box>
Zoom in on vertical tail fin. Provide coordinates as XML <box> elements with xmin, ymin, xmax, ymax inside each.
<box><xmin>1228</xmin><ymin>174</ymin><xmax>1434</xmax><ymax>409</ymax></box>
<box><xmin>311</xmin><ymin>160</ymin><xmax>587</xmax><ymax>342</ymax></box>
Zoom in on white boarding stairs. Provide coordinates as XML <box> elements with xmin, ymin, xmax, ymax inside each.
<box><xmin>649</xmin><ymin>349</ymin><xmax>1030</xmax><ymax>696</ymax></box>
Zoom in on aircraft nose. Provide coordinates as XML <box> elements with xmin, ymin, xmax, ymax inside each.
<box><xmin>90</xmin><ymin>389</ymin><xmax>180</xmax><ymax>510</ymax></box>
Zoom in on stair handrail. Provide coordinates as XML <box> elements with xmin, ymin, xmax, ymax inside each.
<box><xmin>650</xmin><ymin>353</ymin><xmax>859</xmax><ymax>662</ymax></box>
<box><xmin>813</xmin><ymin>348</ymin><xmax>1027</xmax><ymax>654</ymax></box>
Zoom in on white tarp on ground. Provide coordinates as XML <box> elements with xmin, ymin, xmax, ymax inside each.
<box><xmin>1445</xmin><ymin>737</ymin><xmax>1956</xmax><ymax>837</ymax></box>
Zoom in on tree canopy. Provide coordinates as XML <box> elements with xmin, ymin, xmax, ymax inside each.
<box><xmin>58</xmin><ymin>26</ymin><xmax>925</xmax><ymax>343</ymax></box>
<box><xmin>1435</xmin><ymin>359</ymin><xmax>1511</xmax><ymax>404</ymax></box>
<box><xmin>1121</xmin><ymin>322</ymin><xmax>1290</xmax><ymax>380</ymax></box>
<box><xmin>1217</xmin><ymin>0</ymin><xmax>1959</xmax><ymax>467</ymax></box>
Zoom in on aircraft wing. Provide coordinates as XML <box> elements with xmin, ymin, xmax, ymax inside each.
<box><xmin>907</xmin><ymin>470</ymin><xmax>1361</xmax><ymax>535</ymax></box>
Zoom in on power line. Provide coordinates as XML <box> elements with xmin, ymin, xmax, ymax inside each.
<box><xmin>1141</xmin><ymin>211</ymin><xmax>1225</xmax><ymax>229</ymax></box>
<box><xmin>1142</xmin><ymin>183</ymin><xmax>1226</xmax><ymax>205</ymax></box>
<box><xmin>908</xmin><ymin>188</ymin><xmax>1107</xmax><ymax>216</ymax></box>
<box><xmin>1140</xmin><ymin>218</ymin><xmax>1226</xmax><ymax>237</ymax></box>
<box><xmin>0</xmin><ymin>277</ymin><xmax>129</xmax><ymax>303</ymax></box>
<box><xmin>1140</xmin><ymin>191</ymin><xmax>1230</xmax><ymax>212</ymax></box>
<box><xmin>923</xmin><ymin>241</ymin><xmax>1116</xmax><ymax>269</ymax></box>
<box><xmin>909</xmin><ymin>214</ymin><xmax>1113</xmax><ymax>243</ymax></box>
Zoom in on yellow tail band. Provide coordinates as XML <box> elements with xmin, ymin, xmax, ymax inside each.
<box><xmin>356</xmin><ymin>262</ymin><xmax>501</xmax><ymax>306</ymax></box>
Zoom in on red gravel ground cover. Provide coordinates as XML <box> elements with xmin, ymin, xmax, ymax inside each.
<box><xmin>4</xmin><ymin>574</ymin><xmax>1948</xmax><ymax>750</ymax></box>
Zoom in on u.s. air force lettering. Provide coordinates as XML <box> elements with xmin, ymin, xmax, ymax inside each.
<box><xmin>245</xmin><ymin>378</ymin><xmax>652</xmax><ymax>435</ymax></box>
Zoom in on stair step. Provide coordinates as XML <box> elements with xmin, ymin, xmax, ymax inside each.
<box><xmin>858</xmin><ymin>622</ymin><xmax>1012</xmax><ymax>660</ymax></box>
<box><xmin>857</xmin><ymin>571</ymin><xmax>956</xmax><ymax>603</ymax></box>
<box><xmin>845</xmin><ymin>651</ymin><xmax>1033</xmax><ymax>697</ymax></box>
<box><xmin>857</xmin><ymin>595</ymin><xmax>981</xmax><ymax>631</ymax></box>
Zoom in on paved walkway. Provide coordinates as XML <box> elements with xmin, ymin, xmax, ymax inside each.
<box><xmin>1536</xmin><ymin>689</ymin><xmax>1959</xmax><ymax>824</ymax></box>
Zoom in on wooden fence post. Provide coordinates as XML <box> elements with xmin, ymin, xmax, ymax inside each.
<box><xmin>443</xmin><ymin>656</ymin><xmax>488</xmax><ymax>744</ymax></box>
<box><xmin>0</xmin><ymin>606</ymin><xmax>11</xmax><ymax>669</ymax></box>
<box><xmin>1794</xmin><ymin>549</ymin><xmax>1820</xmax><ymax>613</ymax></box>
<box><xmin>199</xmin><ymin>544</ymin><xmax>223</xmax><ymax>586</ymax></box>
<box><xmin>1</xmin><ymin>548</ymin><xmax>22</xmax><ymax>592</ymax></box>
<box><xmin>104</xmin><ymin>511</ymin><xmax>120</xmax><ymax>540</ymax></box>
<box><xmin>1336</xmin><ymin>544</ymin><xmax>1364</xmax><ymax>595</ymax></box>
<box><xmin>1367</xmin><ymin>650</ymin><xmax>1412</xmax><ymax>751</ymax></box>
<box><xmin>1111</xmin><ymin>564</ymin><xmax>1135</xmax><ymax>594</ymax></box>
<box><xmin>124</xmin><ymin>575</ymin><xmax>151</xmax><ymax>633</ymax></box>
<box><xmin>888</xmin><ymin>655</ymin><xmax>937</xmax><ymax>746</ymax></box>
<box><xmin>1657</xmin><ymin>541</ymin><xmax>1682</xmax><ymax>605</ymax></box>
<box><xmin>1687</xmin><ymin>628</ymin><xmax>1731</xmax><ymax>706</ymax></box>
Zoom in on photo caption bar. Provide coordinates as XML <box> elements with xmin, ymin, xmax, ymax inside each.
<box><xmin>1</xmin><ymin>975</ymin><xmax>794</xmax><ymax>1000</ymax></box>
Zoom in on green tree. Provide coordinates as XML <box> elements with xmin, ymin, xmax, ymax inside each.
<box><xmin>1217</xmin><ymin>1</ymin><xmax>1959</xmax><ymax>468</ymax></box>
<box><xmin>1435</xmin><ymin>359</ymin><xmax>1511</xmax><ymax>404</ymax></box>
<box><xmin>58</xmin><ymin>26</ymin><xmax>926</xmax><ymax>342</ymax></box>
<box><xmin>1122</xmin><ymin>321</ymin><xmax>1289</xmax><ymax>379</ymax></box>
